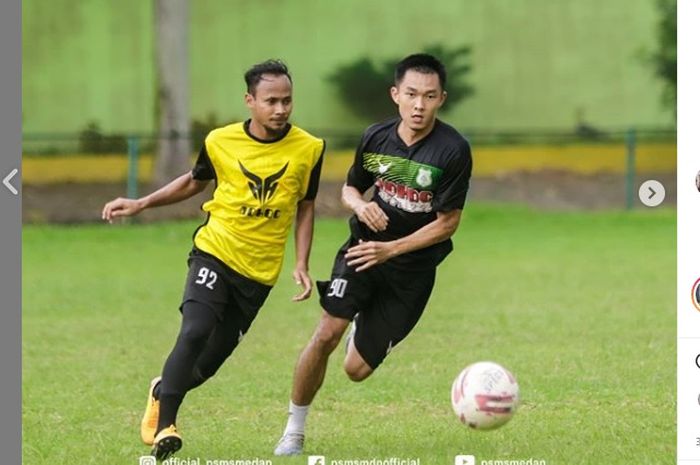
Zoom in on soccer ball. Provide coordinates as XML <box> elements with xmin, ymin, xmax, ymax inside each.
<box><xmin>451</xmin><ymin>361</ymin><xmax>519</xmax><ymax>430</ymax></box>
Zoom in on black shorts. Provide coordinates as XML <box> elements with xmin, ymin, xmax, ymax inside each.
<box><xmin>317</xmin><ymin>238</ymin><xmax>436</xmax><ymax>369</ymax></box>
<box><xmin>180</xmin><ymin>248</ymin><xmax>272</xmax><ymax>334</ymax></box>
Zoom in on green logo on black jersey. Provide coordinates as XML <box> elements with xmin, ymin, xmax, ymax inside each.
<box><xmin>362</xmin><ymin>153</ymin><xmax>442</xmax><ymax>189</ymax></box>
<box><xmin>238</xmin><ymin>161</ymin><xmax>289</xmax><ymax>204</ymax></box>
<box><xmin>362</xmin><ymin>152</ymin><xmax>443</xmax><ymax>213</ymax></box>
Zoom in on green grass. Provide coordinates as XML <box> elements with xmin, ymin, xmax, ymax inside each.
<box><xmin>22</xmin><ymin>204</ymin><xmax>676</xmax><ymax>465</ymax></box>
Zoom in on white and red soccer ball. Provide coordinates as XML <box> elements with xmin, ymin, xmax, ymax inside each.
<box><xmin>451</xmin><ymin>361</ymin><xmax>519</xmax><ymax>430</ymax></box>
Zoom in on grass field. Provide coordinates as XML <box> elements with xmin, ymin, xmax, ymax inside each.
<box><xmin>23</xmin><ymin>204</ymin><xmax>676</xmax><ymax>465</ymax></box>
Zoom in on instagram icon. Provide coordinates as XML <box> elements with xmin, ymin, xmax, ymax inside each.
<box><xmin>139</xmin><ymin>456</ymin><xmax>157</xmax><ymax>465</ymax></box>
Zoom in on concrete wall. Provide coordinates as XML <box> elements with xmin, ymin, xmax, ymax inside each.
<box><xmin>22</xmin><ymin>0</ymin><xmax>672</xmax><ymax>135</ymax></box>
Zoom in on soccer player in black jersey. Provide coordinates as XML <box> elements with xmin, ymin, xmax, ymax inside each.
<box><xmin>102</xmin><ymin>60</ymin><xmax>324</xmax><ymax>460</ymax></box>
<box><xmin>275</xmin><ymin>53</ymin><xmax>473</xmax><ymax>455</ymax></box>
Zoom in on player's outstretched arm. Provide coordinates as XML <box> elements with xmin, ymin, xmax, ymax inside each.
<box><xmin>101</xmin><ymin>172</ymin><xmax>210</xmax><ymax>223</ymax></box>
<box><xmin>291</xmin><ymin>199</ymin><xmax>315</xmax><ymax>302</ymax></box>
<box><xmin>345</xmin><ymin>209</ymin><xmax>462</xmax><ymax>271</ymax></box>
<box><xmin>341</xmin><ymin>183</ymin><xmax>388</xmax><ymax>233</ymax></box>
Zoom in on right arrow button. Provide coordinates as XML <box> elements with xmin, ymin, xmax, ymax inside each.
<box><xmin>639</xmin><ymin>179</ymin><xmax>665</xmax><ymax>207</ymax></box>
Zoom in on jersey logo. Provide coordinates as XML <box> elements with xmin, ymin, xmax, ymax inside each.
<box><xmin>238</xmin><ymin>161</ymin><xmax>289</xmax><ymax>203</ymax></box>
<box><xmin>378</xmin><ymin>162</ymin><xmax>392</xmax><ymax>174</ymax></box>
<box><xmin>416</xmin><ymin>168</ymin><xmax>433</xmax><ymax>188</ymax></box>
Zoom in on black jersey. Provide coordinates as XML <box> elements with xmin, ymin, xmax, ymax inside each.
<box><xmin>346</xmin><ymin>117</ymin><xmax>472</xmax><ymax>269</ymax></box>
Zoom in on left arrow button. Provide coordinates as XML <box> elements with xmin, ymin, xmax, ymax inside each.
<box><xmin>3</xmin><ymin>169</ymin><xmax>18</xmax><ymax>195</ymax></box>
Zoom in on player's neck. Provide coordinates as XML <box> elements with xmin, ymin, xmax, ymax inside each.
<box><xmin>397</xmin><ymin>119</ymin><xmax>436</xmax><ymax>147</ymax></box>
<box><xmin>247</xmin><ymin>119</ymin><xmax>283</xmax><ymax>141</ymax></box>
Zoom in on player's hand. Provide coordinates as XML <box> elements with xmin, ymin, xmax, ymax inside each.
<box><xmin>102</xmin><ymin>197</ymin><xmax>144</xmax><ymax>223</ymax></box>
<box><xmin>345</xmin><ymin>240</ymin><xmax>394</xmax><ymax>272</ymax></box>
<box><xmin>291</xmin><ymin>266</ymin><xmax>313</xmax><ymax>302</ymax></box>
<box><xmin>354</xmin><ymin>201</ymin><xmax>389</xmax><ymax>233</ymax></box>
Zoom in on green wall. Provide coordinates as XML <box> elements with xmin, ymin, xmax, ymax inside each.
<box><xmin>22</xmin><ymin>0</ymin><xmax>671</xmax><ymax>135</ymax></box>
<box><xmin>23</xmin><ymin>0</ymin><xmax>154</xmax><ymax>135</ymax></box>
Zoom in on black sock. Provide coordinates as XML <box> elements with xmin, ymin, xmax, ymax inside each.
<box><xmin>158</xmin><ymin>393</ymin><xmax>185</xmax><ymax>433</ymax></box>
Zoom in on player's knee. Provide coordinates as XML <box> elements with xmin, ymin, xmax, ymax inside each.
<box><xmin>178</xmin><ymin>322</ymin><xmax>211</xmax><ymax>348</ymax></box>
<box><xmin>343</xmin><ymin>354</ymin><xmax>373</xmax><ymax>382</ymax></box>
<box><xmin>344</xmin><ymin>363</ymin><xmax>372</xmax><ymax>382</ymax></box>
<box><xmin>179</xmin><ymin>304</ymin><xmax>217</xmax><ymax>348</ymax></box>
<box><xmin>311</xmin><ymin>325</ymin><xmax>343</xmax><ymax>352</ymax></box>
<box><xmin>191</xmin><ymin>365</ymin><xmax>211</xmax><ymax>385</ymax></box>
<box><xmin>194</xmin><ymin>349</ymin><xmax>233</xmax><ymax>380</ymax></box>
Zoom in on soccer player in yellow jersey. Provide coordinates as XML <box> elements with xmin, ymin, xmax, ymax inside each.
<box><xmin>102</xmin><ymin>60</ymin><xmax>324</xmax><ymax>460</ymax></box>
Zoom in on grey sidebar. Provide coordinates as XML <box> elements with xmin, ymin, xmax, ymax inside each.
<box><xmin>0</xmin><ymin>0</ymin><xmax>22</xmax><ymax>463</ymax></box>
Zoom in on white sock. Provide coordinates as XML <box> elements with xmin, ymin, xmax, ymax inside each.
<box><xmin>283</xmin><ymin>401</ymin><xmax>309</xmax><ymax>436</ymax></box>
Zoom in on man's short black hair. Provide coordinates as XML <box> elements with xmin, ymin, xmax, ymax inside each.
<box><xmin>244</xmin><ymin>59</ymin><xmax>292</xmax><ymax>94</ymax></box>
<box><xmin>394</xmin><ymin>53</ymin><xmax>447</xmax><ymax>90</ymax></box>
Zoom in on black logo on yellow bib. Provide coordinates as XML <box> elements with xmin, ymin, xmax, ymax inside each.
<box><xmin>237</xmin><ymin>161</ymin><xmax>288</xmax><ymax>220</ymax></box>
<box><xmin>238</xmin><ymin>161</ymin><xmax>289</xmax><ymax>204</ymax></box>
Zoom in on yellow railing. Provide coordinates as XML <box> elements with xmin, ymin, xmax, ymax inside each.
<box><xmin>22</xmin><ymin>142</ymin><xmax>676</xmax><ymax>185</ymax></box>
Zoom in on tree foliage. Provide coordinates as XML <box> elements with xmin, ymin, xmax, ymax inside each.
<box><xmin>78</xmin><ymin>121</ymin><xmax>126</xmax><ymax>154</ymax></box>
<box><xmin>649</xmin><ymin>0</ymin><xmax>676</xmax><ymax>116</ymax></box>
<box><xmin>327</xmin><ymin>44</ymin><xmax>474</xmax><ymax>123</ymax></box>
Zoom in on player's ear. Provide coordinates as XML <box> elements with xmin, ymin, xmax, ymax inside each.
<box><xmin>390</xmin><ymin>86</ymin><xmax>399</xmax><ymax>105</ymax></box>
<box><xmin>438</xmin><ymin>90</ymin><xmax>447</xmax><ymax>108</ymax></box>
<box><xmin>244</xmin><ymin>92</ymin><xmax>255</xmax><ymax>108</ymax></box>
